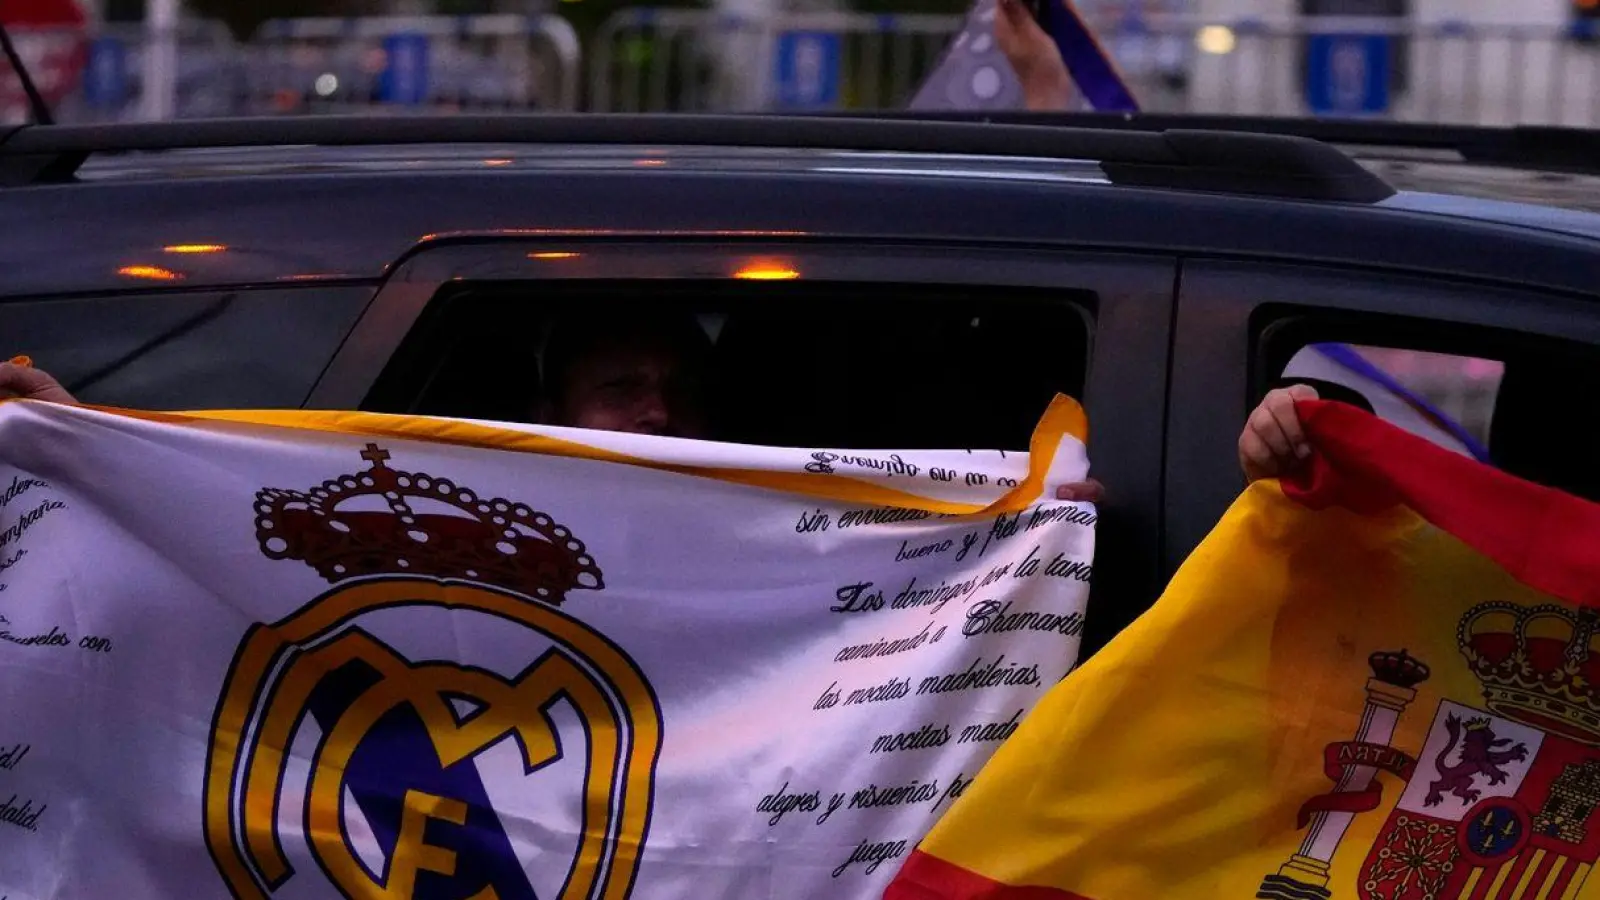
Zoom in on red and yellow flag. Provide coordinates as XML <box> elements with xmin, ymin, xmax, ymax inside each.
<box><xmin>888</xmin><ymin>400</ymin><xmax>1600</xmax><ymax>900</ymax></box>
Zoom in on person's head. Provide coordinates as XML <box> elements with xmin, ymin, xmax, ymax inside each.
<box><xmin>538</xmin><ymin>310</ymin><xmax>714</xmax><ymax>439</ymax></box>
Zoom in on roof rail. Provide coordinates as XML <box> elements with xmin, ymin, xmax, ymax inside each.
<box><xmin>855</xmin><ymin>112</ymin><xmax>1600</xmax><ymax>177</ymax></box>
<box><xmin>0</xmin><ymin>113</ymin><xmax>1395</xmax><ymax>203</ymax></box>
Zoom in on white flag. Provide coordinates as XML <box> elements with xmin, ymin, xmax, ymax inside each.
<box><xmin>909</xmin><ymin>0</ymin><xmax>1028</xmax><ymax>111</ymax></box>
<box><xmin>0</xmin><ymin>397</ymin><xmax>1094</xmax><ymax>900</ymax></box>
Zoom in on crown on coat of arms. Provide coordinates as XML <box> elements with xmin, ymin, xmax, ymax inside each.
<box><xmin>254</xmin><ymin>444</ymin><xmax>604</xmax><ymax>604</ymax></box>
<box><xmin>1459</xmin><ymin>602</ymin><xmax>1600</xmax><ymax>745</ymax></box>
<box><xmin>1368</xmin><ymin>648</ymin><xmax>1431</xmax><ymax>689</ymax></box>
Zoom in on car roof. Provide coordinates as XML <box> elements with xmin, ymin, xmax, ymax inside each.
<box><xmin>1381</xmin><ymin>189</ymin><xmax>1600</xmax><ymax>242</ymax></box>
<box><xmin>56</xmin><ymin>143</ymin><xmax>1600</xmax><ymax>243</ymax></box>
<box><xmin>0</xmin><ymin>114</ymin><xmax>1596</xmax><ymax>298</ymax></box>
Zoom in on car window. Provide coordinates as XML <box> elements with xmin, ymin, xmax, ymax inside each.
<box><xmin>1257</xmin><ymin>318</ymin><xmax>1599</xmax><ymax>502</ymax></box>
<box><xmin>3</xmin><ymin>286</ymin><xmax>373</xmax><ymax>410</ymax></box>
<box><xmin>1279</xmin><ymin>343</ymin><xmax>1503</xmax><ymax>458</ymax></box>
<box><xmin>360</xmin><ymin>280</ymin><xmax>1092</xmax><ymax>452</ymax></box>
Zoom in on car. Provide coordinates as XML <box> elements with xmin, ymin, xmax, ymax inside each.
<box><xmin>1</xmin><ymin>112</ymin><xmax>1596</xmax><ymax>656</ymax></box>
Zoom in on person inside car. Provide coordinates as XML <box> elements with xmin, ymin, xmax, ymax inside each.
<box><xmin>536</xmin><ymin>310</ymin><xmax>717</xmax><ymax>441</ymax></box>
<box><xmin>533</xmin><ymin>310</ymin><xmax>1107</xmax><ymax>502</ymax></box>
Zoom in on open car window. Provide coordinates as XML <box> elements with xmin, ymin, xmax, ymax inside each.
<box><xmin>1258</xmin><ymin>313</ymin><xmax>1600</xmax><ymax>503</ymax></box>
<box><xmin>361</xmin><ymin>279</ymin><xmax>1093</xmax><ymax>452</ymax></box>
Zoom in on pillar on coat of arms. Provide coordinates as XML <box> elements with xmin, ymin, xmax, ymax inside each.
<box><xmin>1256</xmin><ymin>649</ymin><xmax>1432</xmax><ymax>900</ymax></box>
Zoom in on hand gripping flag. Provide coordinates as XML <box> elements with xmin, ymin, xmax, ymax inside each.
<box><xmin>887</xmin><ymin>400</ymin><xmax>1600</xmax><ymax>900</ymax></box>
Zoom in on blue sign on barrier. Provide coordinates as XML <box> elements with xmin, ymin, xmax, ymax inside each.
<box><xmin>772</xmin><ymin>32</ymin><xmax>841</xmax><ymax>110</ymax></box>
<box><xmin>84</xmin><ymin>37</ymin><xmax>129</xmax><ymax>109</ymax></box>
<box><xmin>379</xmin><ymin>33</ymin><xmax>431</xmax><ymax>105</ymax></box>
<box><xmin>1306</xmin><ymin>33</ymin><xmax>1391</xmax><ymax>115</ymax></box>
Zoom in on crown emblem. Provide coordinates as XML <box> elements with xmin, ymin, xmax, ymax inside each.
<box><xmin>1368</xmin><ymin>648</ymin><xmax>1431</xmax><ymax>689</ymax></box>
<box><xmin>254</xmin><ymin>444</ymin><xmax>604</xmax><ymax>604</ymax></box>
<box><xmin>1459</xmin><ymin>602</ymin><xmax>1600</xmax><ymax>745</ymax></box>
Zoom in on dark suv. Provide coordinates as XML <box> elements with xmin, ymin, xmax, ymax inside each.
<box><xmin>3</xmin><ymin>113</ymin><xmax>1596</xmax><ymax>652</ymax></box>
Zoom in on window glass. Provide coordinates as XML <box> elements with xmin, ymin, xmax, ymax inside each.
<box><xmin>363</xmin><ymin>280</ymin><xmax>1092</xmax><ymax>452</ymax></box>
<box><xmin>1278</xmin><ymin>342</ymin><xmax>1502</xmax><ymax>460</ymax></box>
<box><xmin>1266</xmin><ymin>330</ymin><xmax>1597</xmax><ymax>502</ymax></box>
<box><xmin>3</xmin><ymin>287</ymin><xmax>373</xmax><ymax>409</ymax></box>
<box><xmin>1343</xmin><ymin>346</ymin><xmax>1503</xmax><ymax>449</ymax></box>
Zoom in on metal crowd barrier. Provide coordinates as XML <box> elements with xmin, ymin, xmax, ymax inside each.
<box><xmin>247</xmin><ymin>14</ymin><xmax>582</xmax><ymax>114</ymax></box>
<box><xmin>589</xmin><ymin>9</ymin><xmax>966</xmax><ymax>113</ymax></box>
<box><xmin>0</xmin><ymin>20</ymin><xmax>237</xmax><ymax>124</ymax></box>
<box><xmin>1144</xmin><ymin>15</ymin><xmax>1600</xmax><ymax>128</ymax></box>
<box><xmin>5</xmin><ymin>11</ymin><xmax>1596</xmax><ymax>128</ymax></box>
<box><xmin>587</xmin><ymin>9</ymin><xmax>1600</xmax><ymax>128</ymax></box>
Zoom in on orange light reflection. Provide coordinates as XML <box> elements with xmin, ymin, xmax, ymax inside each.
<box><xmin>733</xmin><ymin>263</ymin><xmax>800</xmax><ymax>281</ymax></box>
<box><xmin>118</xmin><ymin>265</ymin><xmax>184</xmax><ymax>281</ymax></box>
<box><xmin>163</xmin><ymin>244</ymin><xmax>226</xmax><ymax>255</ymax></box>
<box><xmin>529</xmin><ymin>252</ymin><xmax>581</xmax><ymax>260</ymax></box>
<box><xmin>420</xmin><ymin>229</ymin><xmax>809</xmax><ymax>243</ymax></box>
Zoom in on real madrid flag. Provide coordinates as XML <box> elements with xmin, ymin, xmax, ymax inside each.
<box><xmin>0</xmin><ymin>397</ymin><xmax>1094</xmax><ymax>900</ymax></box>
<box><xmin>887</xmin><ymin>400</ymin><xmax>1600</xmax><ymax>900</ymax></box>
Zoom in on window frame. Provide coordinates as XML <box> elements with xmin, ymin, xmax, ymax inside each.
<box><xmin>1166</xmin><ymin>257</ymin><xmax>1600</xmax><ymax>580</ymax></box>
<box><xmin>0</xmin><ymin>283</ymin><xmax>377</xmax><ymax>411</ymax></box>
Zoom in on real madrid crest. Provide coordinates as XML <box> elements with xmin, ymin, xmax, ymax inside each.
<box><xmin>203</xmin><ymin>445</ymin><xmax>661</xmax><ymax>900</ymax></box>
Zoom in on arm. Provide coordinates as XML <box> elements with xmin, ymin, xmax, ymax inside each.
<box><xmin>996</xmin><ymin>0</ymin><xmax>1075</xmax><ymax>111</ymax></box>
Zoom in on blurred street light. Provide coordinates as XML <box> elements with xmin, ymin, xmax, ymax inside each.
<box><xmin>1196</xmin><ymin>25</ymin><xmax>1236</xmax><ymax>55</ymax></box>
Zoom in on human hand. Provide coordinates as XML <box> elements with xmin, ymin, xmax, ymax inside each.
<box><xmin>996</xmin><ymin>0</ymin><xmax>1074</xmax><ymax>111</ymax></box>
<box><xmin>1239</xmin><ymin>385</ymin><xmax>1319</xmax><ymax>482</ymax></box>
<box><xmin>0</xmin><ymin>360</ymin><xmax>79</xmax><ymax>405</ymax></box>
<box><xmin>1055</xmin><ymin>478</ymin><xmax>1104</xmax><ymax>504</ymax></box>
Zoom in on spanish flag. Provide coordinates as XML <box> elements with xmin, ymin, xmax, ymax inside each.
<box><xmin>887</xmin><ymin>400</ymin><xmax>1600</xmax><ymax>900</ymax></box>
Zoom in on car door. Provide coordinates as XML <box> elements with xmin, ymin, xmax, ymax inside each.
<box><xmin>305</xmin><ymin>235</ymin><xmax>1178</xmax><ymax>660</ymax></box>
<box><xmin>1165</xmin><ymin>258</ymin><xmax>1600</xmax><ymax>591</ymax></box>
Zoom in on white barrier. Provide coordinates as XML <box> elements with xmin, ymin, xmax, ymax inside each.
<box><xmin>0</xmin><ymin>20</ymin><xmax>237</xmax><ymax>124</ymax></box>
<box><xmin>5</xmin><ymin>11</ymin><xmax>1596</xmax><ymax>127</ymax></box>
<box><xmin>590</xmin><ymin>9</ymin><xmax>966</xmax><ymax>112</ymax></box>
<box><xmin>587</xmin><ymin>8</ymin><xmax>1600</xmax><ymax>127</ymax></box>
<box><xmin>246</xmin><ymin>15</ymin><xmax>582</xmax><ymax>114</ymax></box>
<box><xmin>1146</xmin><ymin>15</ymin><xmax>1600</xmax><ymax>127</ymax></box>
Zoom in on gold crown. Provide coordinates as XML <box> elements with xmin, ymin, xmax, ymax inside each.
<box><xmin>1459</xmin><ymin>602</ymin><xmax>1600</xmax><ymax>745</ymax></box>
<box><xmin>1464</xmin><ymin>717</ymin><xmax>1493</xmax><ymax>732</ymax></box>
<box><xmin>254</xmin><ymin>444</ymin><xmax>604</xmax><ymax>604</ymax></box>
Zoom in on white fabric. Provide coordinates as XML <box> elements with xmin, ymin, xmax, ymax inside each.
<box><xmin>0</xmin><ymin>402</ymin><xmax>1094</xmax><ymax>900</ymax></box>
<box><xmin>1283</xmin><ymin>346</ymin><xmax>1476</xmax><ymax>458</ymax></box>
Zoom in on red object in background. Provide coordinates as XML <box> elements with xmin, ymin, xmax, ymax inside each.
<box><xmin>1</xmin><ymin>0</ymin><xmax>90</xmax><ymax>109</ymax></box>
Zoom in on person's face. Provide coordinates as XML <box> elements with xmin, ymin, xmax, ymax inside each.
<box><xmin>550</xmin><ymin>334</ymin><xmax>711</xmax><ymax>439</ymax></box>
